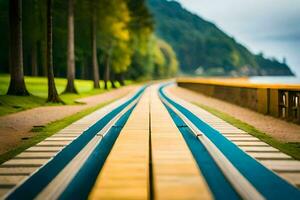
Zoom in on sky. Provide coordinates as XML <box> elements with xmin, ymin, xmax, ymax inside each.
<box><xmin>176</xmin><ymin>0</ymin><xmax>300</xmax><ymax>76</ymax></box>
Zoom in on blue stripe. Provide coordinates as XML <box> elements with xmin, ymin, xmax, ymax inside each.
<box><xmin>159</xmin><ymin>84</ymin><xmax>300</xmax><ymax>200</ymax></box>
<box><xmin>7</xmin><ymin>86</ymin><xmax>146</xmax><ymax>200</ymax></box>
<box><xmin>163</xmin><ymin>103</ymin><xmax>241</xmax><ymax>200</ymax></box>
<box><xmin>59</xmin><ymin>106</ymin><xmax>136</xmax><ymax>200</ymax></box>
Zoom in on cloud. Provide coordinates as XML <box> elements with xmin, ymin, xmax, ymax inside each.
<box><xmin>176</xmin><ymin>0</ymin><xmax>300</xmax><ymax>75</ymax></box>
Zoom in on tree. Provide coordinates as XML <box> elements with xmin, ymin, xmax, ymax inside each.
<box><xmin>23</xmin><ymin>0</ymin><xmax>40</xmax><ymax>76</ymax></box>
<box><xmin>1</xmin><ymin>0</ymin><xmax>172</xmax><ymax>84</ymax></box>
<box><xmin>98</xmin><ymin>0</ymin><xmax>131</xmax><ymax>89</ymax></box>
<box><xmin>104</xmin><ymin>51</ymin><xmax>110</xmax><ymax>89</ymax></box>
<box><xmin>91</xmin><ymin>1</ymin><xmax>100</xmax><ymax>88</ymax></box>
<box><xmin>126</xmin><ymin>0</ymin><xmax>154</xmax><ymax>81</ymax></box>
<box><xmin>110</xmin><ymin>71</ymin><xmax>117</xmax><ymax>88</ymax></box>
<box><xmin>157</xmin><ymin>39</ymin><xmax>178</xmax><ymax>77</ymax></box>
<box><xmin>7</xmin><ymin>0</ymin><xmax>29</xmax><ymax>96</ymax></box>
<box><xmin>46</xmin><ymin>0</ymin><xmax>62</xmax><ymax>103</ymax></box>
<box><xmin>64</xmin><ymin>0</ymin><xmax>77</xmax><ymax>93</ymax></box>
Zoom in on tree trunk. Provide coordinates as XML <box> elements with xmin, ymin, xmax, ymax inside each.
<box><xmin>7</xmin><ymin>0</ymin><xmax>29</xmax><ymax>96</ymax></box>
<box><xmin>46</xmin><ymin>0</ymin><xmax>62</xmax><ymax>103</ymax></box>
<box><xmin>64</xmin><ymin>0</ymin><xmax>77</xmax><ymax>93</ymax></box>
<box><xmin>31</xmin><ymin>43</ymin><xmax>38</xmax><ymax>76</ymax></box>
<box><xmin>119</xmin><ymin>73</ymin><xmax>125</xmax><ymax>86</ymax></box>
<box><xmin>91</xmin><ymin>6</ymin><xmax>100</xmax><ymax>88</ymax></box>
<box><xmin>38</xmin><ymin>40</ymin><xmax>47</xmax><ymax>76</ymax></box>
<box><xmin>104</xmin><ymin>54</ymin><xmax>110</xmax><ymax>90</ymax></box>
<box><xmin>110</xmin><ymin>71</ymin><xmax>116</xmax><ymax>88</ymax></box>
<box><xmin>116</xmin><ymin>73</ymin><xmax>123</xmax><ymax>86</ymax></box>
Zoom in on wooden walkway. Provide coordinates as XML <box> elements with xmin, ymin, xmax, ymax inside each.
<box><xmin>89</xmin><ymin>86</ymin><xmax>212</xmax><ymax>199</ymax></box>
<box><xmin>1</xmin><ymin>84</ymin><xmax>299</xmax><ymax>199</ymax></box>
<box><xmin>89</xmin><ymin>89</ymin><xmax>150</xmax><ymax>199</ymax></box>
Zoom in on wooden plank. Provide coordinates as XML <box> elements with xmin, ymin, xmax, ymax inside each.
<box><xmin>279</xmin><ymin>173</ymin><xmax>300</xmax><ymax>187</ymax></box>
<box><xmin>45</xmin><ymin>138</ymin><xmax>75</xmax><ymax>141</ymax></box>
<box><xmin>1</xmin><ymin>159</ymin><xmax>49</xmax><ymax>167</ymax></box>
<box><xmin>260</xmin><ymin>160</ymin><xmax>300</xmax><ymax>172</ymax></box>
<box><xmin>0</xmin><ymin>167</ymin><xmax>37</xmax><ymax>175</ymax></box>
<box><xmin>89</xmin><ymin>90</ymin><xmax>150</xmax><ymax>200</ymax></box>
<box><xmin>240</xmin><ymin>146</ymin><xmax>279</xmax><ymax>152</ymax></box>
<box><xmin>37</xmin><ymin>141</ymin><xmax>71</xmax><ymax>146</ymax></box>
<box><xmin>57</xmin><ymin>130</ymin><xmax>83</xmax><ymax>134</ymax></box>
<box><xmin>150</xmin><ymin>87</ymin><xmax>212</xmax><ymax>200</ymax></box>
<box><xmin>0</xmin><ymin>175</ymin><xmax>27</xmax><ymax>186</ymax></box>
<box><xmin>233</xmin><ymin>141</ymin><xmax>269</xmax><ymax>146</ymax></box>
<box><xmin>212</xmin><ymin>127</ymin><xmax>241</xmax><ymax>130</ymax></box>
<box><xmin>248</xmin><ymin>152</ymin><xmax>292</xmax><ymax>160</ymax></box>
<box><xmin>0</xmin><ymin>189</ymin><xmax>11</xmax><ymax>197</ymax></box>
<box><xmin>52</xmin><ymin>134</ymin><xmax>80</xmax><ymax>137</ymax></box>
<box><xmin>227</xmin><ymin>137</ymin><xmax>260</xmax><ymax>141</ymax></box>
<box><xmin>219</xmin><ymin>130</ymin><xmax>247</xmax><ymax>134</ymax></box>
<box><xmin>25</xmin><ymin>146</ymin><xmax>63</xmax><ymax>152</ymax></box>
<box><xmin>224</xmin><ymin>134</ymin><xmax>255</xmax><ymax>137</ymax></box>
<box><xmin>16</xmin><ymin>152</ymin><xmax>57</xmax><ymax>159</ymax></box>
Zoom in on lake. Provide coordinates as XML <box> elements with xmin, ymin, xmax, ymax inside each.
<box><xmin>249</xmin><ymin>76</ymin><xmax>300</xmax><ymax>84</ymax></box>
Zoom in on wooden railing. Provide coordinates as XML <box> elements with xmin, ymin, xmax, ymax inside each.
<box><xmin>177</xmin><ymin>78</ymin><xmax>300</xmax><ymax>124</ymax></box>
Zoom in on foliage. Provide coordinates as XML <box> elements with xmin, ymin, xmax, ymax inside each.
<box><xmin>255</xmin><ymin>53</ymin><xmax>293</xmax><ymax>76</ymax></box>
<box><xmin>97</xmin><ymin>0</ymin><xmax>131</xmax><ymax>74</ymax></box>
<box><xmin>157</xmin><ymin>39</ymin><xmax>178</xmax><ymax>77</ymax></box>
<box><xmin>0</xmin><ymin>0</ymin><xmax>178</xmax><ymax>81</ymax></box>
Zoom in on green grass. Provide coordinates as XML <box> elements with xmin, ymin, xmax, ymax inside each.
<box><xmin>0</xmin><ymin>99</ymin><xmax>115</xmax><ymax>164</ymax></box>
<box><xmin>194</xmin><ymin>103</ymin><xmax>300</xmax><ymax>160</ymax></box>
<box><xmin>0</xmin><ymin>74</ymin><xmax>132</xmax><ymax>116</ymax></box>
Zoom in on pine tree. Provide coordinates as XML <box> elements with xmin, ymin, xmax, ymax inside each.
<box><xmin>46</xmin><ymin>0</ymin><xmax>62</xmax><ymax>103</ymax></box>
<box><xmin>7</xmin><ymin>0</ymin><xmax>29</xmax><ymax>96</ymax></box>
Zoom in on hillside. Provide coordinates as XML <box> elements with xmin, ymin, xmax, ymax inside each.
<box><xmin>148</xmin><ymin>0</ymin><xmax>294</xmax><ymax>76</ymax></box>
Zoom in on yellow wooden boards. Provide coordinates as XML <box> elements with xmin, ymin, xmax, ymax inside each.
<box><xmin>89</xmin><ymin>86</ymin><xmax>212</xmax><ymax>199</ymax></box>
<box><xmin>150</xmin><ymin>86</ymin><xmax>212</xmax><ymax>200</ymax></box>
<box><xmin>89</xmin><ymin>89</ymin><xmax>150</xmax><ymax>200</ymax></box>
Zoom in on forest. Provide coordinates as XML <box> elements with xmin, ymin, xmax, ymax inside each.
<box><xmin>0</xmin><ymin>0</ymin><xmax>294</xmax><ymax>104</ymax></box>
<box><xmin>0</xmin><ymin>0</ymin><xmax>178</xmax><ymax>101</ymax></box>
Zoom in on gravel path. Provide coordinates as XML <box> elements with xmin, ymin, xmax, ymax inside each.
<box><xmin>168</xmin><ymin>85</ymin><xmax>300</xmax><ymax>143</ymax></box>
<box><xmin>0</xmin><ymin>86</ymin><xmax>138</xmax><ymax>154</ymax></box>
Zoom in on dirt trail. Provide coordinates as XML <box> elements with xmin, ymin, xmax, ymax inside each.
<box><xmin>0</xmin><ymin>86</ymin><xmax>138</xmax><ymax>154</ymax></box>
<box><xmin>169</xmin><ymin>86</ymin><xmax>300</xmax><ymax>143</ymax></box>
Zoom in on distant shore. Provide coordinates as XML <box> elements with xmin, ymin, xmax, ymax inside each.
<box><xmin>177</xmin><ymin>76</ymin><xmax>300</xmax><ymax>89</ymax></box>
<box><xmin>249</xmin><ymin>76</ymin><xmax>300</xmax><ymax>84</ymax></box>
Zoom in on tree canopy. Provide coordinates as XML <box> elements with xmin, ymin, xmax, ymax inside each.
<box><xmin>0</xmin><ymin>0</ymin><xmax>179</xmax><ymax>83</ymax></box>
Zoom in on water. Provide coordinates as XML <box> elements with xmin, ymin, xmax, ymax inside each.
<box><xmin>249</xmin><ymin>76</ymin><xmax>300</xmax><ymax>84</ymax></box>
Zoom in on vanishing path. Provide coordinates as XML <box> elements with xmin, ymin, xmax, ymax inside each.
<box><xmin>0</xmin><ymin>85</ymin><xmax>138</xmax><ymax>155</ymax></box>
<box><xmin>1</xmin><ymin>84</ymin><xmax>300</xmax><ymax>199</ymax></box>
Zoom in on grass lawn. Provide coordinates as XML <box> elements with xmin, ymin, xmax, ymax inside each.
<box><xmin>0</xmin><ymin>74</ymin><xmax>132</xmax><ymax>116</ymax></box>
<box><xmin>0</xmin><ymin>99</ymin><xmax>115</xmax><ymax>164</ymax></box>
<box><xmin>194</xmin><ymin>103</ymin><xmax>300</xmax><ymax>160</ymax></box>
